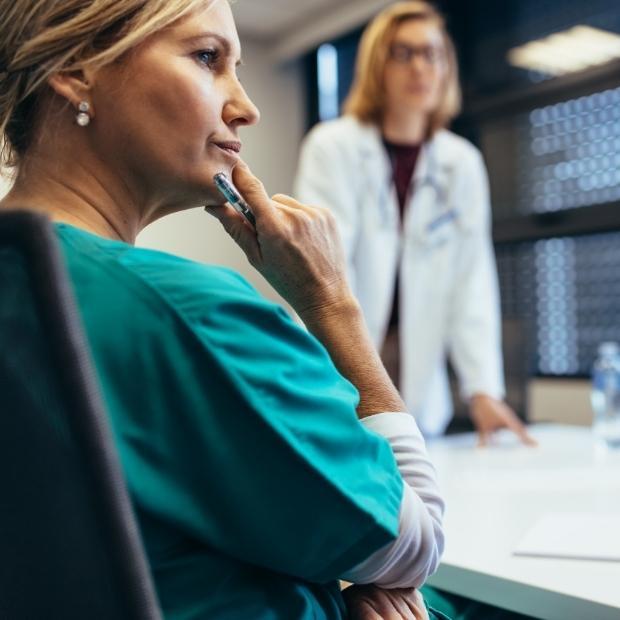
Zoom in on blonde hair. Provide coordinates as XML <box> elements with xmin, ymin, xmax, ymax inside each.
<box><xmin>343</xmin><ymin>1</ymin><xmax>461</xmax><ymax>138</ymax></box>
<box><xmin>0</xmin><ymin>0</ymin><xmax>217</xmax><ymax>167</ymax></box>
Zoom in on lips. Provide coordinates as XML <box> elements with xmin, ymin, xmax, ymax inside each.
<box><xmin>406</xmin><ymin>84</ymin><xmax>431</xmax><ymax>94</ymax></box>
<box><xmin>213</xmin><ymin>141</ymin><xmax>242</xmax><ymax>154</ymax></box>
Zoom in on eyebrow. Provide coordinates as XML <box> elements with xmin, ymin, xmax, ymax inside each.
<box><xmin>181</xmin><ymin>32</ymin><xmax>243</xmax><ymax>66</ymax></box>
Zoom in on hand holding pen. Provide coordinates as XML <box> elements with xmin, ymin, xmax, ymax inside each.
<box><xmin>213</xmin><ymin>172</ymin><xmax>256</xmax><ymax>228</ymax></box>
<box><xmin>206</xmin><ymin>162</ymin><xmax>406</xmax><ymax>419</ymax></box>
<box><xmin>206</xmin><ymin>161</ymin><xmax>352</xmax><ymax>318</ymax></box>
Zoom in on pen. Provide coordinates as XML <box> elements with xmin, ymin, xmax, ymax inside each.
<box><xmin>213</xmin><ymin>172</ymin><xmax>256</xmax><ymax>228</ymax></box>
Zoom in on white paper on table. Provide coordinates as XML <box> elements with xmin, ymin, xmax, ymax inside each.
<box><xmin>513</xmin><ymin>513</ymin><xmax>620</xmax><ymax>562</ymax></box>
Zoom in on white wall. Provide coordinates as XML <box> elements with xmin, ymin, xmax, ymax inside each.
<box><xmin>246</xmin><ymin>0</ymin><xmax>393</xmax><ymax>62</ymax></box>
<box><xmin>136</xmin><ymin>40</ymin><xmax>305</xmax><ymax>307</ymax></box>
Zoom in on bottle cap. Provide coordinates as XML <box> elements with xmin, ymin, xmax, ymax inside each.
<box><xmin>598</xmin><ymin>341</ymin><xmax>620</xmax><ymax>357</ymax></box>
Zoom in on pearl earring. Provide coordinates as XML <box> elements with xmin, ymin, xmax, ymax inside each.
<box><xmin>76</xmin><ymin>101</ymin><xmax>91</xmax><ymax>127</ymax></box>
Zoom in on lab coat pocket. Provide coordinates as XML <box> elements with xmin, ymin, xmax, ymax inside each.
<box><xmin>425</xmin><ymin>208</ymin><xmax>460</xmax><ymax>246</ymax></box>
<box><xmin>408</xmin><ymin>206</ymin><xmax>460</xmax><ymax>251</ymax></box>
<box><xmin>406</xmin><ymin>182</ymin><xmax>458</xmax><ymax>248</ymax></box>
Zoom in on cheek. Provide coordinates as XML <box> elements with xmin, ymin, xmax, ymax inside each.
<box><xmin>136</xmin><ymin>76</ymin><xmax>220</xmax><ymax>152</ymax></box>
<box><xmin>383</xmin><ymin>68</ymin><xmax>400</xmax><ymax>96</ymax></box>
<box><xmin>427</xmin><ymin>67</ymin><xmax>446</xmax><ymax>97</ymax></box>
<box><xmin>98</xmin><ymin>70</ymin><xmax>221</xmax><ymax>167</ymax></box>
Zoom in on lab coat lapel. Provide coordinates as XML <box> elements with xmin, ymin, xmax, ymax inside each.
<box><xmin>405</xmin><ymin>135</ymin><xmax>461</xmax><ymax>245</ymax></box>
<box><xmin>404</xmin><ymin>141</ymin><xmax>435</xmax><ymax>243</ymax></box>
<box><xmin>358</xmin><ymin>124</ymin><xmax>399</xmax><ymax>231</ymax></box>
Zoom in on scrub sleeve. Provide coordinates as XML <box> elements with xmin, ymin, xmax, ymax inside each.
<box><xmin>56</xmin><ymin>223</ymin><xmax>408</xmax><ymax>620</ymax></box>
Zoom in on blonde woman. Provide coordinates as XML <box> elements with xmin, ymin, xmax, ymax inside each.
<box><xmin>0</xmin><ymin>0</ymin><xmax>449</xmax><ymax>618</ymax></box>
<box><xmin>296</xmin><ymin>2</ymin><xmax>535</xmax><ymax>446</ymax></box>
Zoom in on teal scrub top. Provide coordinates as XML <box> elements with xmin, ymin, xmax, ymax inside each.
<box><xmin>55</xmin><ymin>223</ymin><xmax>404</xmax><ymax>620</ymax></box>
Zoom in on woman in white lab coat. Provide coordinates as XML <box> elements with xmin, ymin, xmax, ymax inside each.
<box><xmin>296</xmin><ymin>1</ymin><xmax>534</xmax><ymax>445</ymax></box>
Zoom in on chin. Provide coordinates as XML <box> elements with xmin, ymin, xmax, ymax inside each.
<box><xmin>203</xmin><ymin>188</ymin><xmax>227</xmax><ymax>208</ymax></box>
<box><xmin>161</xmin><ymin>176</ymin><xmax>218</xmax><ymax>210</ymax></box>
<box><xmin>174</xmin><ymin>160</ymin><xmax>236</xmax><ymax>206</ymax></box>
<box><xmin>403</xmin><ymin>93</ymin><xmax>435</xmax><ymax>108</ymax></box>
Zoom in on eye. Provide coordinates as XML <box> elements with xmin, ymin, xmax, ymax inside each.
<box><xmin>195</xmin><ymin>48</ymin><xmax>220</xmax><ymax>68</ymax></box>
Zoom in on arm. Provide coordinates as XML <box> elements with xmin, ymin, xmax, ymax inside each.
<box><xmin>208</xmin><ymin>161</ymin><xmax>404</xmax><ymax>417</ymax></box>
<box><xmin>345</xmin><ymin>413</ymin><xmax>444</xmax><ymax>588</ymax></box>
<box><xmin>206</xmin><ymin>161</ymin><xmax>444</xmax><ymax>584</ymax></box>
<box><xmin>447</xmin><ymin>150</ymin><xmax>534</xmax><ymax>445</ymax></box>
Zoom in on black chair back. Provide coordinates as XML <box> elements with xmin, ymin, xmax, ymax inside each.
<box><xmin>0</xmin><ymin>210</ymin><xmax>162</xmax><ymax>619</ymax></box>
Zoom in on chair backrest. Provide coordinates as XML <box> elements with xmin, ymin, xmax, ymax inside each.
<box><xmin>0</xmin><ymin>210</ymin><xmax>162</xmax><ymax>620</ymax></box>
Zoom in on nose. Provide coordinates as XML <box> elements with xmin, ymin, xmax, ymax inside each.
<box><xmin>410</xmin><ymin>54</ymin><xmax>428</xmax><ymax>73</ymax></box>
<box><xmin>223</xmin><ymin>78</ymin><xmax>260</xmax><ymax>128</ymax></box>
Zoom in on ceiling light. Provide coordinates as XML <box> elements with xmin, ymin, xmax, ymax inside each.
<box><xmin>508</xmin><ymin>26</ymin><xmax>620</xmax><ymax>77</ymax></box>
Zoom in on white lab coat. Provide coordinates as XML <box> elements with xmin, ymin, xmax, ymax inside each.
<box><xmin>294</xmin><ymin>115</ymin><xmax>505</xmax><ymax>436</ymax></box>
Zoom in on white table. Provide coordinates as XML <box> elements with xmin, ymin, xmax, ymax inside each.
<box><xmin>425</xmin><ymin>424</ymin><xmax>620</xmax><ymax>620</ymax></box>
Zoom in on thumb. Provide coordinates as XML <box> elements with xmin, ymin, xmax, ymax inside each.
<box><xmin>205</xmin><ymin>204</ymin><xmax>260</xmax><ymax>263</ymax></box>
<box><xmin>231</xmin><ymin>161</ymin><xmax>275</xmax><ymax>221</ymax></box>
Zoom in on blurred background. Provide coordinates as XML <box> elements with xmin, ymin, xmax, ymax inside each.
<box><xmin>3</xmin><ymin>0</ymin><xmax>620</xmax><ymax>429</ymax></box>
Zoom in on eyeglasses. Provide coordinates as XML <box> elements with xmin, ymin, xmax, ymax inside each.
<box><xmin>389</xmin><ymin>43</ymin><xmax>444</xmax><ymax>65</ymax></box>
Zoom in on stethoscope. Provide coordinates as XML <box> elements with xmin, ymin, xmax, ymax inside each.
<box><xmin>376</xmin><ymin>141</ymin><xmax>457</xmax><ymax>236</ymax></box>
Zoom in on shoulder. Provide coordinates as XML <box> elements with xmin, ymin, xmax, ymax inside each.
<box><xmin>430</xmin><ymin>132</ymin><xmax>491</xmax><ymax>226</ymax></box>
<box><xmin>433</xmin><ymin>130</ymin><xmax>486</xmax><ymax>174</ymax></box>
<box><xmin>116</xmin><ymin>248</ymin><xmax>274</xmax><ymax>333</ymax></box>
<box><xmin>58</xmin><ymin>224</ymin><xmax>314</xmax><ymax>389</ymax></box>
<box><xmin>433</xmin><ymin>130</ymin><xmax>484</xmax><ymax>164</ymax></box>
<box><xmin>57</xmin><ymin>223</ymin><xmax>264</xmax><ymax>321</ymax></box>
<box><xmin>302</xmin><ymin>115</ymin><xmax>378</xmax><ymax>154</ymax></box>
<box><xmin>124</xmin><ymin>245</ymin><xmax>256</xmax><ymax>304</ymax></box>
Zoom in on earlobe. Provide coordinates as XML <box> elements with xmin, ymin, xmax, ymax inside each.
<box><xmin>47</xmin><ymin>72</ymin><xmax>95</xmax><ymax>120</ymax></box>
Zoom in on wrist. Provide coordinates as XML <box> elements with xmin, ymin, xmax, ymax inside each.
<box><xmin>470</xmin><ymin>392</ymin><xmax>493</xmax><ymax>404</ymax></box>
<box><xmin>297</xmin><ymin>291</ymin><xmax>362</xmax><ymax>329</ymax></box>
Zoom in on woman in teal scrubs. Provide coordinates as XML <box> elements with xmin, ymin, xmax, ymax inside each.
<box><xmin>0</xmin><ymin>0</ymin><xmax>446</xmax><ymax>618</ymax></box>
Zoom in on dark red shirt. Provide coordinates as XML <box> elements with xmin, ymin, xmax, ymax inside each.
<box><xmin>383</xmin><ymin>139</ymin><xmax>422</xmax><ymax>327</ymax></box>
<box><xmin>383</xmin><ymin>139</ymin><xmax>422</xmax><ymax>221</ymax></box>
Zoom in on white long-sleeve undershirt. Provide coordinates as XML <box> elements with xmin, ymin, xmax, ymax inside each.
<box><xmin>343</xmin><ymin>412</ymin><xmax>445</xmax><ymax>589</ymax></box>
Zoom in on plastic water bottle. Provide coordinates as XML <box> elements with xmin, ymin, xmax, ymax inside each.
<box><xmin>591</xmin><ymin>342</ymin><xmax>620</xmax><ymax>449</ymax></box>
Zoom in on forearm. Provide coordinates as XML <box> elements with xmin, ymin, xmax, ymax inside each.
<box><xmin>343</xmin><ymin>413</ymin><xmax>445</xmax><ymax>588</ymax></box>
<box><xmin>208</xmin><ymin>163</ymin><xmax>403</xmax><ymax>417</ymax></box>
<box><xmin>299</xmin><ymin>296</ymin><xmax>405</xmax><ymax>418</ymax></box>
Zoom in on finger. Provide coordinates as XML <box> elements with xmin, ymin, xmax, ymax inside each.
<box><xmin>503</xmin><ymin>413</ymin><xmax>538</xmax><ymax>446</ymax></box>
<box><xmin>345</xmin><ymin>589</ymin><xmax>398</xmax><ymax>620</ymax></box>
<box><xmin>204</xmin><ymin>204</ymin><xmax>260</xmax><ymax>262</ymax></box>
<box><xmin>272</xmin><ymin>193</ymin><xmax>301</xmax><ymax>208</ymax></box>
<box><xmin>231</xmin><ymin>161</ymin><xmax>275</xmax><ymax>220</ymax></box>
<box><xmin>204</xmin><ymin>203</ymin><xmax>249</xmax><ymax>235</ymax></box>
<box><xmin>268</xmin><ymin>201</ymin><xmax>307</xmax><ymax>217</ymax></box>
<box><xmin>477</xmin><ymin>428</ymin><xmax>489</xmax><ymax>447</ymax></box>
<box><xmin>381</xmin><ymin>589</ymin><xmax>416</xmax><ymax>618</ymax></box>
<box><xmin>351</xmin><ymin>601</ymin><xmax>383</xmax><ymax>620</ymax></box>
<box><xmin>406</xmin><ymin>590</ymin><xmax>430</xmax><ymax>620</ymax></box>
<box><xmin>389</xmin><ymin>589</ymin><xmax>425</xmax><ymax>619</ymax></box>
<box><xmin>271</xmin><ymin>193</ymin><xmax>322</xmax><ymax>215</ymax></box>
<box><xmin>365</xmin><ymin>594</ymin><xmax>402</xmax><ymax>619</ymax></box>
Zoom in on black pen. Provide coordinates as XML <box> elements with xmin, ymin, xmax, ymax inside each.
<box><xmin>213</xmin><ymin>172</ymin><xmax>256</xmax><ymax>228</ymax></box>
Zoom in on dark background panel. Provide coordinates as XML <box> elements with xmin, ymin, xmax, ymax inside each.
<box><xmin>304</xmin><ymin>0</ymin><xmax>620</xmax><ymax>387</ymax></box>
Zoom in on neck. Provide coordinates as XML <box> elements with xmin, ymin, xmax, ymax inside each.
<box><xmin>381</xmin><ymin>107</ymin><xmax>428</xmax><ymax>144</ymax></box>
<box><xmin>0</xmin><ymin>151</ymin><xmax>148</xmax><ymax>244</ymax></box>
